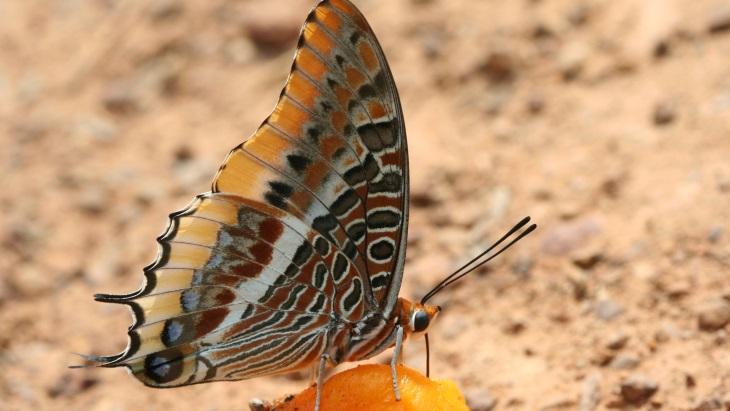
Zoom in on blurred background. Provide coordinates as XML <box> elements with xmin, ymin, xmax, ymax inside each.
<box><xmin>2</xmin><ymin>0</ymin><xmax>730</xmax><ymax>409</ymax></box>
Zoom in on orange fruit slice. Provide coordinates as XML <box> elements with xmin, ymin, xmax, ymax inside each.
<box><xmin>273</xmin><ymin>364</ymin><xmax>468</xmax><ymax>411</ymax></box>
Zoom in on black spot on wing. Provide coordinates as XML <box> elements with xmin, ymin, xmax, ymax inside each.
<box><xmin>371</xmin><ymin>272</ymin><xmax>388</xmax><ymax>289</ymax></box>
<box><xmin>369</xmin><ymin>239</ymin><xmax>394</xmax><ymax>261</ymax></box>
<box><xmin>369</xmin><ymin>172</ymin><xmax>401</xmax><ymax>194</ymax></box>
<box><xmin>357</xmin><ymin>84</ymin><xmax>377</xmax><ymax>100</ymax></box>
<box><xmin>332</xmin><ymin>253</ymin><xmax>349</xmax><ymax>283</ymax></box>
<box><xmin>280</xmin><ymin>284</ymin><xmax>306</xmax><ymax>310</ymax></box>
<box><xmin>269</xmin><ymin>181</ymin><xmax>294</xmax><ymax>197</ymax></box>
<box><xmin>312</xmin><ymin>213</ymin><xmax>339</xmax><ymax>243</ymax></box>
<box><xmin>292</xmin><ymin>242</ymin><xmax>313</xmax><ymax>266</ymax></box>
<box><xmin>309</xmin><ymin>294</ymin><xmax>326</xmax><ymax>312</ymax></box>
<box><xmin>314</xmin><ymin>237</ymin><xmax>330</xmax><ymax>255</ymax></box>
<box><xmin>367</xmin><ymin>209</ymin><xmax>401</xmax><ymax>230</ymax></box>
<box><xmin>343</xmin><ymin>164</ymin><xmax>366</xmax><ymax>187</ymax></box>
<box><xmin>314</xmin><ymin>263</ymin><xmax>327</xmax><ymax>289</ymax></box>
<box><xmin>349</xmin><ymin>31</ymin><xmax>361</xmax><ymax>45</ymax></box>
<box><xmin>363</xmin><ymin>154</ymin><xmax>380</xmax><ymax>181</ymax></box>
<box><xmin>287</xmin><ymin>154</ymin><xmax>312</xmax><ymax>173</ymax></box>
<box><xmin>342</xmin><ymin>278</ymin><xmax>363</xmax><ymax>313</ymax></box>
<box><xmin>330</xmin><ymin>189</ymin><xmax>360</xmax><ymax>216</ymax></box>
<box><xmin>342</xmin><ymin>240</ymin><xmax>358</xmax><ymax>261</ymax></box>
<box><xmin>346</xmin><ymin>220</ymin><xmax>366</xmax><ymax>243</ymax></box>
<box><xmin>306</xmin><ymin>127</ymin><xmax>322</xmax><ymax>144</ymax></box>
<box><xmin>358</xmin><ymin>121</ymin><xmax>396</xmax><ymax>151</ymax></box>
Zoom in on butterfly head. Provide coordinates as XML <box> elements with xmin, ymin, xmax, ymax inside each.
<box><xmin>406</xmin><ymin>303</ymin><xmax>441</xmax><ymax>340</ymax></box>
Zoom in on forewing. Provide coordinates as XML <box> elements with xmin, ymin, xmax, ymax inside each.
<box><xmin>213</xmin><ymin>0</ymin><xmax>409</xmax><ymax>314</ymax></box>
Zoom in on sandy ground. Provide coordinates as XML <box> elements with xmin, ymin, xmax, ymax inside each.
<box><xmin>2</xmin><ymin>0</ymin><xmax>730</xmax><ymax>410</ymax></box>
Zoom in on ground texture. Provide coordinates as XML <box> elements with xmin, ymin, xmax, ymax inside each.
<box><xmin>2</xmin><ymin>0</ymin><xmax>730</xmax><ymax>410</ymax></box>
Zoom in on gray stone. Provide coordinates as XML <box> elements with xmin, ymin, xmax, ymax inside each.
<box><xmin>609</xmin><ymin>354</ymin><xmax>640</xmax><ymax>370</ymax></box>
<box><xmin>579</xmin><ymin>373</ymin><xmax>601</xmax><ymax>411</ymax></box>
<box><xmin>595</xmin><ymin>300</ymin><xmax>623</xmax><ymax>321</ymax></box>
<box><xmin>464</xmin><ymin>388</ymin><xmax>498</xmax><ymax>411</ymax></box>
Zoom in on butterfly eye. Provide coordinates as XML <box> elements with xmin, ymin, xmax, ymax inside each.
<box><xmin>412</xmin><ymin>310</ymin><xmax>430</xmax><ymax>333</ymax></box>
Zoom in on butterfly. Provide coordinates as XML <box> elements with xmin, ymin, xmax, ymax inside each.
<box><xmin>81</xmin><ymin>0</ymin><xmax>535</xmax><ymax>409</ymax></box>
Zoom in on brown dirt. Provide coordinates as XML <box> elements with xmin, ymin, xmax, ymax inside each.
<box><xmin>2</xmin><ymin>0</ymin><xmax>730</xmax><ymax>410</ymax></box>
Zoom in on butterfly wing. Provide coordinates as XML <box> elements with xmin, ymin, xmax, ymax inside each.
<box><xmin>213</xmin><ymin>0</ymin><xmax>409</xmax><ymax>312</ymax></box>
<box><xmin>91</xmin><ymin>0</ymin><xmax>408</xmax><ymax>387</ymax></box>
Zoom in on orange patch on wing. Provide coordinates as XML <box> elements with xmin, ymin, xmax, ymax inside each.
<box><xmin>215</xmin><ymin>149</ymin><xmax>277</xmax><ymax>198</ymax></box>
<box><xmin>244</xmin><ymin>125</ymin><xmax>294</xmax><ymax>166</ymax></box>
<box><xmin>285</xmin><ymin>70</ymin><xmax>321</xmax><ymax>108</ymax></box>
<box><xmin>193</xmin><ymin>197</ymin><xmax>241</xmax><ymax>226</ymax></box>
<box><xmin>303</xmin><ymin>21</ymin><xmax>337</xmax><ymax>60</ymax></box>
<box><xmin>295</xmin><ymin>47</ymin><xmax>328</xmax><ymax>81</ymax></box>
<box><xmin>302</xmin><ymin>159</ymin><xmax>331</xmax><ymax>189</ymax></box>
<box><xmin>367</xmin><ymin>101</ymin><xmax>387</xmax><ymax>120</ymax></box>
<box><xmin>328</xmin><ymin>110</ymin><xmax>351</xmax><ymax>136</ymax></box>
<box><xmin>319</xmin><ymin>133</ymin><xmax>347</xmax><ymax>161</ymax></box>
<box><xmin>175</xmin><ymin>217</ymin><xmax>222</xmax><ymax>248</ymax></box>
<box><xmin>359</xmin><ymin>41</ymin><xmax>378</xmax><ymax>73</ymax></box>
<box><xmin>344</xmin><ymin>65</ymin><xmax>368</xmax><ymax>91</ymax></box>
<box><xmin>270</xmin><ymin>97</ymin><xmax>313</xmax><ymax>133</ymax></box>
<box><xmin>315</xmin><ymin>3</ymin><xmax>346</xmax><ymax>38</ymax></box>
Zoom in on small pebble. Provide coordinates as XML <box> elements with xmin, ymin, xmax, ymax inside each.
<box><xmin>248</xmin><ymin>398</ymin><xmax>270</xmax><ymax>411</ymax></box>
<box><xmin>464</xmin><ymin>388</ymin><xmax>498</xmax><ymax>411</ymax></box>
<box><xmin>480</xmin><ymin>51</ymin><xmax>516</xmax><ymax>82</ymax></box>
<box><xmin>540</xmin><ymin>397</ymin><xmax>576</xmax><ymax>410</ymax></box>
<box><xmin>595</xmin><ymin>299</ymin><xmax>623</xmax><ymax>321</ymax></box>
<box><xmin>501</xmin><ymin>317</ymin><xmax>527</xmax><ymax>335</ymax></box>
<box><xmin>653</xmin><ymin>100</ymin><xmax>676</xmax><ymax>125</ymax></box>
<box><xmin>691</xmin><ymin>398</ymin><xmax>722</xmax><ymax>411</ymax></box>
<box><xmin>147</xmin><ymin>0</ymin><xmax>183</xmax><ymax>20</ymax></box>
<box><xmin>526</xmin><ymin>93</ymin><xmax>545</xmax><ymax>114</ymax></box>
<box><xmin>558</xmin><ymin>42</ymin><xmax>589</xmax><ymax>81</ymax></box>
<box><xmin>609</xmin><ymin>354</ymin><xmax>640</xmax><ymax>370</ymax></box>
<box><xmin>590</xmin><ymin>349</ymin><xmax>615</xmax><ymax>366</ymax></box>
<box><xmin>242</xmin><ymin>9</ymin><xmax>301</xmax><ymax>53</ymax></box>
<box><xmin>706</xmin><ymin>6</ymin><xmax>730</xmax><ymax>33</ymax></box>
<box><xmin>102</xmin><ymin>80</ymin><xmax>139</xmax><ymax>114</ymax></box>
<box><xmin>605</xmin><ymin>331</ymin><xmax>629</xmax><ymax>350</ymax></box>
<box><xmin>667</xmin><ymin>281</ymin><xmax>692</xmax><ymax>299</ymax></box>
<box><xmin>74</xmin><ymin>116</ymin><xmax>118</xmax><ymax>143</ymax></box>
<box><xmin>708</xmin><ymin>225</ymin><xmax>723</xmax><ymax>243</ymax></box>
<box><xmin>697</xmin><ymin>299</ymin><xmax>730</xmax><ymax>331</ymax></box>
<box><xmin>571</xmin><ymin>246</ymin><xmax>603</xmax><ymax>269</ymax></box>
<box><xmin>47</xmin><ymin>372</ymin><xmax>98</xmax><ymax>398</ymax></box>
<box><xmin>653</xmin><ymin>39</ymin><xmax>670</xmax><ymax>59</ymax></box>
<box><xmin>542</xmin><ymin>216</ymin><xmax>603</xmax><ymax>255</ymax></box>
<box><xmin>620</xmin><ymin>374</ymin><xmax>659</xmax><ymax>404</ymax></box>
<box><xmin>78</xmin><ymin>187</ymin><xmax>109</xmax><ymax>215</ymax></box>
<box><xmin>579</xmin><ymin>373</ymin><xmax>601</xmax><ymax>411</ymax></box>
<box><xmin>654</xmin><ymin>323</ymin><xmax>679</xmax><ymax>343</ymax></box>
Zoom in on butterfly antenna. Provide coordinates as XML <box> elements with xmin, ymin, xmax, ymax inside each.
<box><xmin>420</xmin><ymin>216</ymin><xmax>536</xmax><ymax>305</ymax></box>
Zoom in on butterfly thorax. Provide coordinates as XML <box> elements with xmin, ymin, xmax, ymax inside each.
<box><xmin>335</xmin><ymin>298</ymin><xmax>440</xmax><ymax>364</ymax></box>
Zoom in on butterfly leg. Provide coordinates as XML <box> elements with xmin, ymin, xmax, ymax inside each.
<box><xmin>314</xmin><ymin>354</ymin><xmax>328</xmax><ymax>411</ymax></box>
<box><xmin>390</xmin><ymin>325</ymin><xmax>404</xmax><ymax>401</ymax></box>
